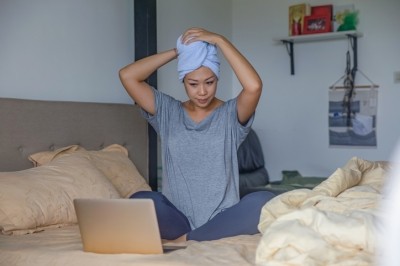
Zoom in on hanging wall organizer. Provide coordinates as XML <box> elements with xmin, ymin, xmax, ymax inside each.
<box><xmin>328</xmin><ymin>40</ymin><xmax>380</xmax><ymax>148</ymax></box>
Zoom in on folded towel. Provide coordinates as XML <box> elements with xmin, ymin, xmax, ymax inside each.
<box><xmin>176</xmin><ymin>35</ymin><xmax>220</xmax><ymax>81</ymax></box>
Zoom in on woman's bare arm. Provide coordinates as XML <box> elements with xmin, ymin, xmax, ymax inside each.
<box><xmin>119</xmin><ymin>49</ymin><xmax>177</xmax><ymax>115</ymax></box>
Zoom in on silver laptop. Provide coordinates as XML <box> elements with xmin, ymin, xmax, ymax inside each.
<box><xmin>73</xmin><ymin>198</ymin><xmax>185</xmax><ymax>254</ymax></box>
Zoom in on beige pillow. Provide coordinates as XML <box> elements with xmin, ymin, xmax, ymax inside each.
<box><xmin>29</xmin><ymin>144</ymin><xmax>151</xmax><ymax>198</ymax></box>
<box><xmin>28</xmin><ymin>144</ymin><xmax>85</xmax><ymax>166</ymax></box>
<box><xmin>0</xmin><ymin>154</ymin><xmax>120</xmax><ymax>235</ymax></box>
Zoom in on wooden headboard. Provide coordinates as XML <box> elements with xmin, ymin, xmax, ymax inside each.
<box><xmin>0</xmin><ymin>97</ymin><xmax>152</xmax><ymax>184</ymax></box>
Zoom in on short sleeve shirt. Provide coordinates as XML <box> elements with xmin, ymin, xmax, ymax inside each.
<box><xmin>141</xmin><ymin>88</ymin><xmax>254</xmax><ymax>228</ymax></box>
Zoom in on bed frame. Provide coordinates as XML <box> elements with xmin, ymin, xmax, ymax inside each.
<box><xmin>0</xmin><ymin>97</ymin><xmax>155</xmax><ymax>186</ymax></box>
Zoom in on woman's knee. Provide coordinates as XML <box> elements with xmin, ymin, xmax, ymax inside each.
<box><xmin>130</xmin><ymin>191</ymin><xmax>190</xmax><ymax>240</ymax></box>
<box><xmin>241</xmin><ymin>191</ymin><xmax>275</xmax><ymax>207</ymax></box>
<box><xmin>129</xmin><ymin>190</ymin><xmax>163</xmax><ymax>201</ymax></box>
<box><xmin>129</xmin><ymin>191</ymin><xmax>178</xmax><ymax>212</ymax></box>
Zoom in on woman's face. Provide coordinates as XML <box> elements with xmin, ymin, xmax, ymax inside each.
<box><xmin>183</xmin><ymin>66</ymin><xmax>218</xmax><ymax>108</ymax></box>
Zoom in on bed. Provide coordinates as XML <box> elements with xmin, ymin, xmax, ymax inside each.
<box><xmin>0</xmin><ymin>97</ymin><xmax>390</xmax><ymax>265</ymax></box>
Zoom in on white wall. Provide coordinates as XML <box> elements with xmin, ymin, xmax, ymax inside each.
<box><xmin>0</xmin><ymin>0</ymin><xmax>231</xmax><ymax>103</ymax></box>
<box><xmin>232</xmin><ymin>0</ymin><xmax>400</xmax><ymax>180</ymax></box>
<box><xmin>0</xmin><ymin>0</ymin><xmax>134</xmax><ymax>103</ymax></box>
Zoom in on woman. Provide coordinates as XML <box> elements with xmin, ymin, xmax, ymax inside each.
<box><xmin>119</xmin><ymin>28</ymin><xmax>274</xmax><ymax>242</ymax></box>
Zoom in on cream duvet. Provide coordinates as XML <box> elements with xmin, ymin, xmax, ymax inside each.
<box><xmin>256</xmin><ymin>157</ymin><xmax>389</xmax><ymax>265</ymax></box>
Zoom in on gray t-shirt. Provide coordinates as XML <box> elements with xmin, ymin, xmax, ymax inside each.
<box><xmin>142</xmin><ymin>88</ymin><xmax>254</xmax><ymax>229</ymax></box>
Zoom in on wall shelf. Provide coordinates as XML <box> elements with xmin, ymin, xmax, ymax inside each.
<box><xmin>278</xmin><ymin>31</ymin><xmax>363</xmax><ymax>75</ymax></box>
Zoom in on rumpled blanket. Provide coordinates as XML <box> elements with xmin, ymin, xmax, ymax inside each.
<box><xmin>176</xmin><ymin>35</ymin><xmax>220</xmax><ymax>81</ymax></box>
<box><xmin>256</xmin><ymin>157</ymin><xmax>390</xmax><ymax>266</ymax></box>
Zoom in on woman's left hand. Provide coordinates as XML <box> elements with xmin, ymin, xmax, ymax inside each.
<box><xmin>180</xmin><ymin>27</ymin><xmax>221</xmax><ymax>46</ymax></box>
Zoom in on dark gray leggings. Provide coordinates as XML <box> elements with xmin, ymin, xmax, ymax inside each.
<box><xmin>130</xmin><ymin>190</ymin><xmax>275</xmax><ymax>241</ymax></box>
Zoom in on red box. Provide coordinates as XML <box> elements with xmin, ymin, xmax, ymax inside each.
<box><xmin>311</xmin><ymin>5</ymin><xmax>333</xmax><ymax>19</ymax></box>
<box><xmin>303</xmin><ymin>15</ymin><xmax>332</xmax><ymax>34</ymax></box>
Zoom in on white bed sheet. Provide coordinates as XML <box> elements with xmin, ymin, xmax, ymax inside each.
<box><xmin>0</xmin><ymin>225</ymin><xmax>260</xmax><ymax>266</ymax></box>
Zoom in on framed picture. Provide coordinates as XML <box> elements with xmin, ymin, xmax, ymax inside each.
<box><xmin>303</xmin><ymin>15</ymin><xmax>332</xmax><ymax>34</ymax></box>
<box><xmin>288</xmin><ymin>3</ymin><xmax>311</xmax><ymax>36</ymax></box>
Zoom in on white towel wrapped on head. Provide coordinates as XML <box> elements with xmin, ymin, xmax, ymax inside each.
<box><xmin>176</xmin><ymin>35</ymin><xmax>220</xmax><ymax>81</ymax></box>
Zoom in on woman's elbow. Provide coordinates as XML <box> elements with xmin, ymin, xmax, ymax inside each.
<box><xmin>119</xmin><ymin>67</ymin><xmax>129</xmax><ymax>82</ymax></box>
<box><xmin>247</xmin><ymin>79</ymin><xmax>263</xmax><ymax>94</ymax></box>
